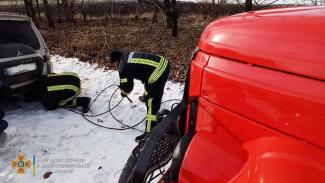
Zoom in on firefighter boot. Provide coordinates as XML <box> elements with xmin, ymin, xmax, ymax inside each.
<box><xmin>138</xmin><ymin>94</ymin><xmax>148</xmax><ymax>103</ymax></box>
<box><xmin>76</xmin><ymin>97</ymin><xmax>91</xmax><ymax>113</ymax></box>
<box><xmin>0</xmin><ymin>120</ymin><xmax>8</xmax><ymax>134</ymax></box>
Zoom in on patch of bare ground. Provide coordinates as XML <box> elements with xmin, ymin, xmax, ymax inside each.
<box><xmin>39</xmin><ymin>14</ymin><xmax>213</xmax><ymax>82</ymax></box>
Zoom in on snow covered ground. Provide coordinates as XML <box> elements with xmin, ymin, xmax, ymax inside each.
<box><xmin>0</xmin><ymin>55</ymin><xmax>184</xmax><ymax>183</ymax></box>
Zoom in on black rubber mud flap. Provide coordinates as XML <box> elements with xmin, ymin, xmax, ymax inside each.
<box><xmin>118</xmin><ymin>142</ymin><xmax>145</xmax><ymax>183</ymax></box>
<box><xmin>170</xmin><ymin>131</ymin><xmax>195</xmax><ymax>182</ymax></box>
<box><xmin>118</xmin><ymin>101</ymin><xmax>185</xmax><ymax>183</ymax></box>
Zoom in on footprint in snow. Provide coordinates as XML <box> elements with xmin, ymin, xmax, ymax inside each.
<box><xmin>93</xmin><ymin>168</ymin><xmax>110</xmax><ymax>183</ymax></box>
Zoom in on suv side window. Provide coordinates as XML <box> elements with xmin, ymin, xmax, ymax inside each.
<box><xmin>0</xmin><ymin>20</ymin><xmax>40</xmax><ymax>50</ymax></box>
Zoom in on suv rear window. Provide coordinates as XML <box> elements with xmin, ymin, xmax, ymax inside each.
<box><xmin>0</xmin><ymin>20</ymin><xmax>40</xmax><ymax>50</ymax></box>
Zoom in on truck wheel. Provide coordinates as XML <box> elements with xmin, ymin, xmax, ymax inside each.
<box><xmin>118</xmin><ymin>108</ymin><xmax>181</xmax><ymax>183</ymax></box>
<box><xmin>118</xmin><ymin>128</ymin><xmax>179</xmax><ymax>183</ymax></box>
<box><xmin>118</xmin><ymin>139</ymin><xmax>146</xmax><ymax>183</ymax></box>
<box><xmin>118</xmin><ymin>152</ymin><xmax>137</xmax><ymax>183</ymax></box>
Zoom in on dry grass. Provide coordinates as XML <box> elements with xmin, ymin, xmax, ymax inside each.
<box><xmin>39</xmin><ymin>14</ymin><xmax>213</xmax><ymax>82</ymax></box>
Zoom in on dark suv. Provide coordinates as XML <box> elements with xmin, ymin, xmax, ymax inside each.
<box><xmin>0</xmin><ymin>12</ymin><xmax>52</xmax><ymax>96</ymax></box>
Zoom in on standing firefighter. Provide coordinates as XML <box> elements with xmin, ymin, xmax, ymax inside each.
<box><xmin>109</xmin><ymin>49</ymin><xmax>170</xmax><ymax>142</ymax></box>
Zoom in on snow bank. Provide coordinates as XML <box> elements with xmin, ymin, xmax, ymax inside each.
<box><xmin>0</xmin><ymin>56</ymin><xmax>183</xmax><ymax>183</ymax></box>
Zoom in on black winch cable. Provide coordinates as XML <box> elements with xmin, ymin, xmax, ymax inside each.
<box><xmin>108</xmin><ymin>86</ymin><xmax>145</xmax><ymax>132</ymax></box>
<box><xmin>66</xmin><ymin>84</ymin><xmax>181</xmax><ymax>132</ymax></box>
<box><xmin>67</xmin><ymin>84</ymin><xmax>118</xmax><ymax>117</ymax></box>
<box><xmin>67</xmin><ymin>84</ymin><xmax>144</xmax><ymax>131</ymax></box>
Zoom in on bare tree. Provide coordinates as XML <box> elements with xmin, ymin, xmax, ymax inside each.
<box><xmin>308</xmin><ymin>0</ymin><xmax>324</xmax><ymax>5</ymax></box>
<box><xmin>170</xmin><ymin>0</ymin><xmax>178</xmax><ymax>37</ymax></box>
<box><xmin>70</xmin><ymin>0</ymin><xmax>76</xmax><ymax>21</ymax></box>
<box><xmin>62</xmin><ymin>0</ymin><xmax>75</xmax><ymax>21</ymax></box>
<box><xmin>43</xmin><ymin>0</ymin><xmax>54</xmax><ymax>28</ymax></box>
<box><xmin>80</xmin><ymin>0</ymin><xmax>94</xmax><ymax>23</ymax></box>
<box><xmin>200</xmin><ymin>0</ymin><xmax>209</xmax><ymax>20</ymax></box>
<box><xmin>255</xmin><ymin>0</ymin><xmax>282</xmax><ymax>7</ymax></box>
<box><xmin>62</xmin><ymin>0</ymin><xmax>69</xmax><ymax>21</ymax></box>
<box><xmin>212</xmin><ymin>0</ymin><xmax>216</xmax><ymax>17</ymax></box>
<box><xmin>164</xmin><ymin>0</ymin><xmax>172</xmax><ymax>28</ymax></box>
<box><xmin>140</xmin><ymin>0</ymin><xmax>179</xmax><ymax>37</ymax></box>
<box><xmin>57</xmin><ymin>0</ymin><xmax>62</xmax><ymax>23</ymax></box>
<box><xmin>235</xmin><ymin>0</ymin><xmax>281</xmax><ymax>12</ymax></box>
<box><xmin>35</xmin><ymin>0</ymin><xmax>41</xmax><ymax>20</ymax></box>
<box><xmin>245</xmin><ymin>0</ymin><xmax>253</xmax><ymax>11</ymax></box>
<box><xmin>81</xmin><ymin>0</ymin><xmax>87</xmax><ymax>23</ymax></box>
<box><xmin>152</xmin><ymin>6</ymin><xmax>159</xmax><ymax>23</ymax></box>
<box><xmin>23</xmin><ymin>0</ymin><xmax>39</xmax><ymax>27</ymax></box>
<box><xmin>135</xmin><ymin>1</ymin><xmax>140</xmax><ymax>21</ymax></box>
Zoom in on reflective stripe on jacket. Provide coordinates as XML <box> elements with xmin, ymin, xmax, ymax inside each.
<box><xmin>118</xmin><ymin>52</ymin><xmax>169</xmax><ymax>94</ymax></box>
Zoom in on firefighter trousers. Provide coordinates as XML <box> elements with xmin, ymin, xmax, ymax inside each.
<box><xmin>144</xmin><ymin>64</ymin><xmax>170</xmax><ymax>132</ymax></box>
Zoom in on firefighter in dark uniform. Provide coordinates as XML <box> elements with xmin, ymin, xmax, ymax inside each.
<box><xmin>24</xmin><ymin>72</ymin><xmax>91</xmax><ymax>112</ymax></box>
<box><xmin>109</xmin><ymin>49</ymin><xmax>170</xmax><ymax>142</ymax></box>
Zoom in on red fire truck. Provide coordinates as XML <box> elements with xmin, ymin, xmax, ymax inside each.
<box><xmin>119</xmin><ymin>6</ymin><xmax>325</xmax><ymax>183</ymax></box>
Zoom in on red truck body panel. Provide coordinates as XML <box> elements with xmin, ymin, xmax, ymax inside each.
<box><xmin>198</xmin><ymin>6</ymin><xmax>325</xmax><ymax>81</ymax></box>
<box><xmin>178</xmin><ymin>6</ymin><xmax>325</xmax><ymax>183</ymax></box>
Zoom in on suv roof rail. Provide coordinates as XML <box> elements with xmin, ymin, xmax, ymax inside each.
<box><xmin>0</xmin><ymin>12</ymin><xmax>31</xmax><ymax>22</ymax></box>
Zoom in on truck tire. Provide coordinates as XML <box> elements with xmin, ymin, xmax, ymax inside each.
<box><xmin>118</xmin><ymin>104</ymin><xmax>184</xmax><ymax>183</ymax></box>
<box><xmin>118</xmin><ymin>138</ymin><xmax>146</xmax><ymax>183</ymax></box>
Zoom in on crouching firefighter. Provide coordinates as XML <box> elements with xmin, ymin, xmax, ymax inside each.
<box><xmin>109</xmin><ymin>49</ymin><xmax>170</xmax><ymax>142</ymax></box>
<box><xmin>25</xmin><ymin>72</ymin><xmax>91</xmax><ymax>112</ymax></box>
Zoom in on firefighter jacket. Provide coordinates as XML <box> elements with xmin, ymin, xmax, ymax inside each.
<box><xmin>118</xmin><ymin>52</ymin><xmax>169</xmax><ymax>96</ymax></box>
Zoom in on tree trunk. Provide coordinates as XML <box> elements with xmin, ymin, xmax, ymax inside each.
<box><xmin>62</xmin><ymin>0</ymin><xmax>75</xmax><ymax>22</ymax></box>
<box><xmin>171</xmin><ymin>0</ymin><xmax>177</xmax><ymax>37</ymax></box>
<box><xmin>62</xmin><ymin>0</ymin><xmax>70</xmax><ymax>21</ymax></box>
<box><xmin>23</xmin><ymin>0</ymin><xmax>39</xmax><ymax>27</ymax></box>
<box><xmin>164</xmin><ymin>0</ymin><xmax>172</xmax><ymax>29</ymax></box>
<box><xmin>35</xmin><ymin>0</ymin><xmax>41</xmax><ymax>20</ymax></box>
<box><xmin>43</xmin><ymin>0</ymin><xmax>54</xmax><ymax>28</ymax></box>
<box><xmin>142</xmin><ymin>0</ymin><xmax>178</xmax><ymax>36</ymax></box>
<box><xmin>81</xmin><ymin>0</ymin><xmax>87</xmax><ymax>23</ymax></box>
<box><xmin>171</xmin><ymin>10</ymin><xmax>177</xmax><ymax>37</ymax></box>
<box><xmin>152</xmin><ymin>6</ymin><xmax>158</xmax><ymax>24</ymax></box>
<box><xmin>245</xmin><ymin>0</ymin><xmax>253</xmax><ymax>11</ymax></box>
<box><xmin>212</xmin><ymin>0</ymin><xmax>216</xmax><ymax>17</ymax></box>
<box><xmin>135</xmin><ymin>2</ymin><xmax>139</xmax><ymax>21</ymax></box>
<box><xmin>24</xmin><ymin>0</ymin><xmax>31</xmax><ymax>17</ymax></box>
<box><xmin>110</xmin><ymin>0</ymin><xmax>114</xmax><ymax>18</ymax></box>
<box><xmin>57</xmin><ymin>0</ymin><xmax>62</xmax><ymax>23</ymax></box>
<box><xmin>70</xmin><ymin>0</ymin><xmax>75</xmax><ymax>22</ymax></box>
<box><xmin>82</xmin><ymin>13</ymin><xmax>87</xmax><ymax>23</ymax></box>
<box><xmin>166</xmin><ymin>16</ymin><xmax>172</xmax><ymax>29</ymax></box>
